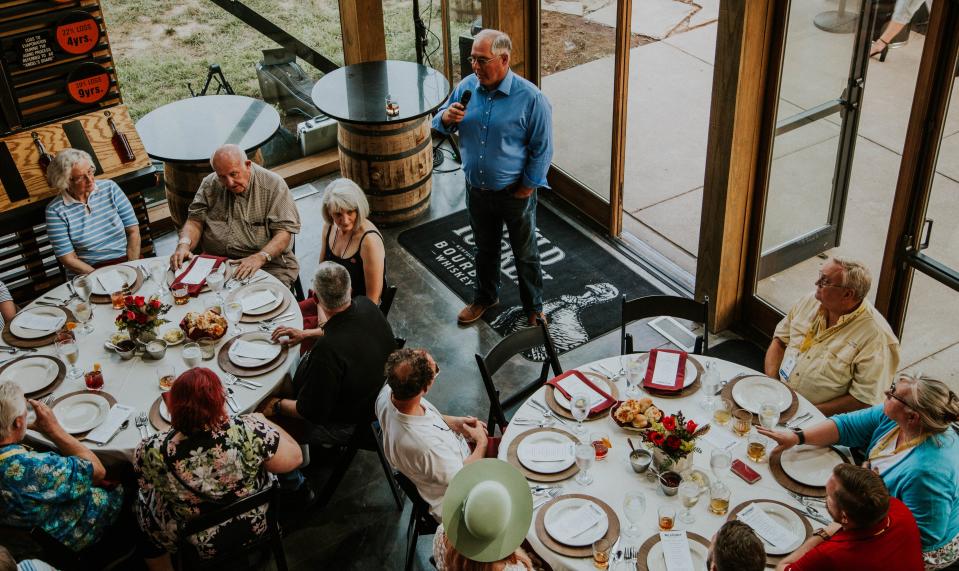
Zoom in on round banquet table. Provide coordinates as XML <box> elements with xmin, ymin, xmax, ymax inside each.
<box><xmin>17</xmin><ymin>258</ymin><xmax>301</xmax><ymax>466</ymax></box>
<box><xmin>498</xmin><ymin>354</ymin><xmax>833</xmax><ymax>571</ymax></box>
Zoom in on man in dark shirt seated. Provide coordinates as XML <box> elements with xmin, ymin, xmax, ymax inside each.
<box><xmin>264</xmin><ymin>261</ymin><xmax>397</xmax><ymax>446</ymax></box>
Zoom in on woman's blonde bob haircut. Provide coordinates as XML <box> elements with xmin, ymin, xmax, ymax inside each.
<box><xmin>321</xmin><ymin>178</ymin><xmax>370</xmax><ymax>226</ymax></box>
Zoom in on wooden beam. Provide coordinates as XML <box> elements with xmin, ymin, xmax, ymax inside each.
<box><xmin>337</xmin><ymin>0</ymin><xmax>386</xmax><ymax>64</ymax></box>
<box><xmin>481</xmin><ymin>0</ymin><xmax>532</xmax><ymax>79</ymax></box>
<box><xmin>695</xmin><ymin>0</ymin><xmax>778</xmax><ymax>331</ymax></box>
<box><xmin>606</xmin><ymin>0</ymin><xmax>632</xmax><ymax>237</ymax></box>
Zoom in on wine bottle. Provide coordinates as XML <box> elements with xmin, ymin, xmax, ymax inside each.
<box><xmin>105</xmin><ymin>110</ymin><xmax>135</xmax><ymax>163</ymax></box>
<box><xmin>32</xmin><ymin>132</ymin><xmax>53</xmax><ymax>172</ymax></box>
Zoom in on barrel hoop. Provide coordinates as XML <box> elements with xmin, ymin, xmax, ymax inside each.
<box><xmin>338</xmin><ymin>120</ymin><xmax>426</xmax><ymax>137</ymax></box>
<box><xmin>370</xmin><ymin>194</ymin><xmax>431</xmax><ymax>218</ymax></box>
<box><xmin>365</xmin><ymin>172</ymin><xmax>433</xmax><ymax>197</ymax></box>
<box><xmin>338</xmin><ymin>135</ymin><xmax>431</xmax><ymax>163</ymax></box>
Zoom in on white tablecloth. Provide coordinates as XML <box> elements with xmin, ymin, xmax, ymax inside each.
<box><xmin>498</xmin><ymin>354</ymin><xmax>828</xmax><ymax>571</ymax></box>
<box><xmin>16</xmin><ymin>258</ymin><xmax>301</xmax><ymax>465</ymax></box>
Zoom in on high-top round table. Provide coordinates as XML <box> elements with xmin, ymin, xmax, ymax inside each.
<box><xmin>15</xmin><ymin>258</ymin><xmax>300</xmax><ymax>466</ymax></box>
<box><xmin>498</xmin><ymin>354</ymin><xmax>831</xmax><ymax>571</ymax></box>
<box><xmin>311</xmin><ymin>60</ymin><xmax>451</xmax><ymax>225</ymax></box>
<box><xmin>136</xmin><ymin>95</ymin><xmax>280</xmax><ymax>228</ymax></box>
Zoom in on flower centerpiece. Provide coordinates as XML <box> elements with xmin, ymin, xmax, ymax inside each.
<box><xmin>640</xmin><ymin>410</ymin><xmax>703</xmax><ymax>473</ymax></box>
<box><xmin>115</xmin><ymin>295</ymin><xmax>170</xmax><ymax>343</ymax></box>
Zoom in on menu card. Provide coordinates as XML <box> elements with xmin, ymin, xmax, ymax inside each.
<box><xmin>241</xmin><ymin>290</ymin><xmax>277</xmax><ymax>312</ymax></box>
<box><xmin>546</xmin><ymin>370</ymin><xmax>615</xmax><ymax>414</ymax></box>
<box><xmin>178</xmin><ymin>256</ymin><xmax>216</xmax><ymax>285</ymax></box>
<box><xmin>737</xmin><ymin>503</ymin><xmax>800</xmax><ymax>551</ymax></box>
<box><xmin>86</xmin><ymin>404</ymin><xmax>134</xmax><ymax>445</ymax></box>
<box><xmin>15</xmin><ymin>312</ymin><xmax>65</xmax><ymax>331</ymax></box>
<box><xmin>527</xmin><ymin>442</ymin><xmax>574</xmax><ymax>462</ymax></box>
<box><xmin>550</xmin><ymin>502</ymin><xmax>605</xmax><ymax>540</ymax></box>
<box><xmin>96</xmin><ymin>270</ymin><xmax>125</xmax><ymax>294</ymax></box>
<box><xmin>643</xmin><ymin>349</ymin><xmax>687</xmax><ymax>391</ymax></box>
<box><xmin>229</xmin><ymin>339</ymin><xmax>281</xmax><ymax>361</ymax></box>
<box><xmin>659</xmin><ymin>531</ymin><xmax>695</xmax><ymax>571</ymax></box>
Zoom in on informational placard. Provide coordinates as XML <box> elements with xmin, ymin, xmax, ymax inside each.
<box><xmin>65</xmin><ymin>62</ymin><xmax>110</xmax><ymax>104</ymax></box>
<box><xmin>18</xmin><ymin>33</ymin><xmax>55</xmax><ymax>69</ymax></box>
<box><xmin>55</xmin><ymin>12</ymin><xmax>100</xmax><ymax>55</ymax></box>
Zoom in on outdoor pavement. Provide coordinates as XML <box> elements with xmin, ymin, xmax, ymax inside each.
<box><xmin>541</xmin><ymin>0</ymin><xmax>959</xmax><ymax>387</ymax></box>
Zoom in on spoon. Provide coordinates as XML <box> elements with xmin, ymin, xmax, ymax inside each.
<box><xmin>627</xmin><ymin>438</ymin><xmax>636</xmax><ymax>452</ymax></box>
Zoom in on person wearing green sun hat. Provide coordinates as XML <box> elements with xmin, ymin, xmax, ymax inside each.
<box><xmin>433</xmin><ymin>459</ymin><xmax>536</xmax><ymax>570</ymax></box>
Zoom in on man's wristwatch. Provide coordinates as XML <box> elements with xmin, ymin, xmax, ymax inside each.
<box><xmin>258</xmin><ymin>251</ymin><xmax>272</xmax><ymax>263</ymax></box>
<box><xmin>271</xmin><ymin>399</ymin><xmax>283</xmax><ymax>416</ymax></box>
<box><xmin>813</xmin><ymin>528</ymin><xmax>831</xmax><ymax>541</ymax></box>
<box><xmin>177</xmin><ymin>237</ymin><xmax>191</xmax><ymax>247</ymax></box>
<box><xmin>794</xmin><ymin>428</ymin><xmax>806</xmax><ymax>445</ymax></box>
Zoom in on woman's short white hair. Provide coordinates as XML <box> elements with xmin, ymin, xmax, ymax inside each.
<box><xmin>0</xmin><ymin>381</ymin><xmax>26</xmax><ymax>441</ymax></box>
<box><xmin>46</xmin><ymin>148</ymin><xmax>93</xmax><ymax>192</ymax></box>
<box><xmin>321</xmin><ymin>179</ymin><xmax>370</xmax><ymax>226</ymax></box>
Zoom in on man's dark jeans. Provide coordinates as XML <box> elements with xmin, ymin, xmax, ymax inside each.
<box><xmin>466</xmin><ymin>185</ymin><xmax>543</xmax><ymax>314</ymax></box>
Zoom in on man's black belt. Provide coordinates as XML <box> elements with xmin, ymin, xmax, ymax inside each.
<box><xmin>469</xmin><ymin>181</ymin><xmax>522</xmax><ymax>193</ymax></box>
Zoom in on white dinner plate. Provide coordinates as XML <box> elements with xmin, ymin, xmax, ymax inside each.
<box><xmin>228</xmin><ymin>333</ymin><xmax>281</xmax><ymax>368</ymax></box>
<box><xmin>781</xmin><ymin>445</ymin><xmax>846</xmax><ymax>488</ymax></box>
<box><xmin>731</xmin><ymin>376</ymin><xmax>792</xmax><ymax>413</ymax></box>
<box><xmin>10</xmin><ymin>306</ymin><xmax>67</xmax><ymax>339</ymax></box>
<box><xmin>159</xmin><ymin>400</ymin><xmax>171</xmax><ymax>422</ymax></box>
<box><xmin>52</xmin><ymin>393</ymin><xmax>110</xmax><ymax>434</ymax></box>
<box><xmin>89</xmin><ymin>265</ymin><xmax>138</xmax><ymax>295</ymax></box>
<box><xmin>516</xmin><ymin>431</ymin><xmax>575</xmax><ymax>474</ymax></box>
<box><xmin>647</xmin><ymin>538</ymin><xmax>709</xmax><ymax>571</ymax></box>
<box><xmin>633</xmin><ymin>353</ymin><xmax>698</xmax><ymax>389</ymax></box>
<box><xmin>738</xmin><ymin>502</ymin><xmax>805</xmax><ymax>555</ymax></box>
<box><xmin>0</xmin><ymin>357</ymin><xmax>58</xmax><ymax>393</ymax></box>
<box><xmin>232</xmin><ymin>282</ymin><xmax>285</xmax><ymax>316</ymax></box>
<box><xmin>543</xmin><ymin>498</ymin><xmax>609</xmax><ymax>547</ymax></box>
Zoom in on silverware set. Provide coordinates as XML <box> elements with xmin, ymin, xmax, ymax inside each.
<box><xmin>226</xmin><ymin>273</ymin><xmax>269</xmax><ymax>290</ymax></box>
<box><xmin>225</xmin><ymin>373</ymin><xmax>262</xmax><ymax>391</ymax></box>
<box><xmin>134</xmin><ymin>412</ymin><xmax>151</xmax><ymax>439</ymax></box>
<box><xmin>788</xmin><ymin>491</ymin><xmax>832</xmax><ymax>524</ymax></box>
<box><xmin>595</xmin><ymin>363</ymin><xmax>623</xmax><ymax>382</ymax></box>
<box><xmin>527</xmin><ymin>399</ymin><xmax>568</xmax><ymax>427</ymax></box>
<box><xmin>94</xmin><ymin>420</ymin><xmax>129</xmax><ymax>447</ymax></box>
<box><xmin>532</xmin><ymin>487</ymin><xmax>562</xmax><ymax>509</ymax></box>
<box><xmin>258</xmin><ymin>312</ymin><xmax>295</xmax><ymax>332</ymax></box>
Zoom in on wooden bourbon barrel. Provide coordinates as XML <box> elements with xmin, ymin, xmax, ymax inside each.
<box><xmin>337</xmin><ymin>117</ymin><xmax>432</xmax><ymax>225</ymax></box>
<box><xmin>163</xmin><ymin>149</ymin><xmax>263</xmax><ymax>229</ymax></box>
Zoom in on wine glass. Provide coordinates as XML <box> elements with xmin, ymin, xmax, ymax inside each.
<box><xmin>759</xmin><ymin>401</ymin><xmax>781</xmax><ymax>429</ymax></box>
<box><xmin>71</xmin><ymin>275</ymin><xmax>92</xmax><ymax>302</ymax></box>
<box><xmin>224</xmin><ymin>301</ymin><xmax>243</xmax><ymax>332</ymax></box>
<box><xmin>574</xmin><ymin>443</ymin><xmax>594</xmax><ymax>486</ymax></box>
<box><xmin>626</xmin><ymin>356</ymin><xmax>643</xmax><ymax>398</ymax></box>
<box><xmin>150</xmin><ymin>261</ymin><xmax>168</xmax><ymax>298</ymax></box>
<box><xmin>679</xmin><ymin>481</ymin><xmax>701</xmax><ymax>523</ymax></box>
<box><xmin>623</xmin><ymin>491</ymin><xmax>647</xmax><ymax>537</ymax></box>
<box><xmin>56</xmin><ymin>338</ymin><xmax>82</xmax><ymax>381</ymax></box>
<box><xmin>570</xmin><ymin>392</ymin><xmax>590</xmax><ymax>436</ymax></box>
<box><xmin>68</xmin><ymin>298</ymin><xmax>94</xmax><ymax>335</ymax></box>
<box><xmin>206</xmin><ymin>268</ymin><xmax>225</xmax><ymax>304</ymax></box>
<box><xmin>710</xmin><ymin>448</ymin><xmax>732</xmax><ymax>476</ymax></box>
<box><xmin>700</xmin><ymin>361</ymin><xmax>720</xmax><ymax>409</ymax></box>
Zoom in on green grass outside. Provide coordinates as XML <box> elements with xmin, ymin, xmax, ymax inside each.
<box><xmin>100</xmin><ymin>0</ymin><xmax>474</xmax><ymax>121</ymax></box>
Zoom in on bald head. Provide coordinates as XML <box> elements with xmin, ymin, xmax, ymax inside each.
<box><xmin>210</xmin><ymin>144</ymin><xmax>252</xmax><ymax>194</ymax></box>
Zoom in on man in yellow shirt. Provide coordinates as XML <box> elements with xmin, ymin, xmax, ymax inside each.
<box><xmin>765</xmin><ymin>257</ymin><xmax>900</xmax><ymax>416</ymax></box>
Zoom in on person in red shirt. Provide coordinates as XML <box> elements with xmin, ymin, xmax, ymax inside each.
<box><xmin>777</xmin><ymin>463</ymin><xmax>924</xmax><ymax>571</ymax></box>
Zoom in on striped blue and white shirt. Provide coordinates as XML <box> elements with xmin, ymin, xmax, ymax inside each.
<box><xmin>0</xmin><ymin>280</ymin><xmax>12</xmax><ymax>331</ymax></box>
<box><xmin>45</xmin><ymin>180</ymin><xmax>138</xmax><ymax>265</ymax></box>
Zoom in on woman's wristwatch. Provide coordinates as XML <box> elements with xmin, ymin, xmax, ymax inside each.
<box><xmin>793</xmin><ymin>428</ymin><xmax>805</xmax><ymax>445</ymax></box>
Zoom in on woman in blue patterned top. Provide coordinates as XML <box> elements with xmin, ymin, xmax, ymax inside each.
<box><xmin>0</xmin><ymin>280</ymin><xmax>15</xmax><ymax>332</ymax></box>
<box><xmin>44</xmin><ymin>148</ymin><xmax>141</xmax><ymax>275</ymax></box>
<box><xmin>0</xmin><ymin>381</ymin><xmax>122</xmax><ymax>551</ymax></box>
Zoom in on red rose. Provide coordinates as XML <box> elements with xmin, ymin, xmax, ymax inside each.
<box><xmin>150</xmin><ymin>299</ymin><xmax>161</xmax><ymax>309</ymax></box>
<box><xmin>135</xmin><ymin>296</ymin><xmax>145</xmax><ymax>307</ymax></box>
<box><xmin>686</xmin><ymin>420</ymin><xmax>698</xmax><ymax>433</ymax></box>
<box><xmin>665</xmin><ymin>435</ymin><xmax>681</xmax><ymax>450</ymax></box>
<box><xmin>650</xmin><ymin>431</ymin><xmax>666</xmax><ymax>446</ymax></box>
<box><xmin>135</xmin><ymin>313</ymin><xmax>148</xmax><ymax>324</ymax></box>
<box><xmin>124</xmin><ymin>295</ymin><xmax>134</xmax><ymax>305</ymax></box>
<box><xmin>662</xmin><ymin>416</ymin><xmax>676</xmax><ymax>431</ymax></box>
<box><xmin>125</xmin><ymin>310</ymin><xmax>136</xmax><ymax>320</ymax></box>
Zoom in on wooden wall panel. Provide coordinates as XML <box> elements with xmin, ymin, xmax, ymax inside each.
<box><xmin>337</xmin><ymin>0</ymin><xmax>386</xmax><ymax>65</ymax></box>
<box><xmin>482</xmin><ymin>0</ymin><xmax>531</xmax><ymax>79</ymax></box>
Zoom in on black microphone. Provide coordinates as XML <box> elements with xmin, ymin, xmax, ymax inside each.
<box><xmin>449</xmin><ymin>90</ymin><xmax>471</xmax><ymax>133</ymax></box>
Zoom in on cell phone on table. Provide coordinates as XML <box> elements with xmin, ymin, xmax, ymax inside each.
<box><xmin>731</xmin><ymin>459</ymin><xmax>761</xmax><ymax>484</ymax></box>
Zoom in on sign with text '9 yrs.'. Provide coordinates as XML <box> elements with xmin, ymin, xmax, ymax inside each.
<box><xmin>66</xmin><ymin>62</ymin><xmax>110</xmax><ymax>104</ymax></box>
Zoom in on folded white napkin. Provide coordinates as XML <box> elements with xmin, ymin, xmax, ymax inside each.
<box><xmin>700</xmin><ymin>427</ymin><xmax>739</xmax><ymax>451</ymax></box>
<box><xmin>528</xmin><ymin>443</ymin><xmax>574</xmax><ymax>462</ymax></box>
<box><xmin>15</xmin><ymin>312</ymin><xmax>65</xmax><ymax>331</ymax></box>
<box><xmin>737</xmin><ymin>503</ymin><xmax>800</xmax><ymax>551</ymax></box>
<box><xmin>555</xmin><ymin>375</ymin><xmax>606</xmax><ymax>408</ymax></box>
<box><xmin>651</xmin><ymin>351</ymin><xmax>681</xmax><ymax>387</ymax></box>
<box><xmin>179</xmin><ymin>257</ymin><xmax>216</xmax><ymax>285</ymax></box>
<box><xmin>96</xmin><ymin>270</ymin><xmax>125</xmax><ymax>294</ymax></box>
<box><xmin>85</xmin><ymin>404</ymin><xmax>134</xmax><ymax>445</ymax></box>
<box><xmin>551</xmin><ymin>502</ymin><xmax>605</xmax><ymax>540</ymax></box>
<box><xmin>241</xmin><ymin>290</ymin><xmax>278</xmax><ymax>312</ymax></box>
<box><xmin>660</xmin><ymin>531</ymin><xmax>695</xmax><ymax>571</ymax></box>
<box><xmin>229</xmin><ymin>339</ymin><xmax>281</xmax><ymax>361</ymax></box>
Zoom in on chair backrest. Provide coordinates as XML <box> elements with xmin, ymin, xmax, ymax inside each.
<box><xmin>393</xmin><ymin>470</ymin><xmax>438</xmax><ymax>535</ymax></box>
<box><xmin>475</xmin><ymin>320</ymin><xmax>563</xmax><ymax>433</ymax></box>
<box><xmin>620</xmin><ymin>294</ymin><xmax>709</xmax><ymax>355</ymax></box>
<box><xmin>180</xmin><ymin>480</ymin><xmax>279</xmax><ymax>537</ymax></box>
<box><xmin>380</xmin><ymin>284</ymin><xmax>398</xmax><ymax>318</ymax></box>
<box><xmin>371</xmin><ymin>419</ymin><xmax>405</xmax><ymax>502</ymax></box>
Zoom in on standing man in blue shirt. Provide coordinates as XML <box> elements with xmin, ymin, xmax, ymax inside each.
<box><xmin>433</xmin><ymin>29</ymin><xmax>554</xmax><ymax>326</ymax></box>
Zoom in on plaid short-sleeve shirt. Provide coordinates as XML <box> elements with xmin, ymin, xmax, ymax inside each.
<box><xmin>188</xmin><ymin>163</ymin><xmax>301</xmax><ymax>286</ymax></box>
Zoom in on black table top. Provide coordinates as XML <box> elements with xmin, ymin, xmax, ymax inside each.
<box><xmin>135</xmin><ymin>95</ymin><xmax>281</xmax><ymax>163</ymax></box>
<box><xmin>311</xmin><ymin>60</ymin><xmax>451</xmax><ymax>125</ymax></box>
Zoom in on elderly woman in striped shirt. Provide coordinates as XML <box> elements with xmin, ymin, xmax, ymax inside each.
<box><xmin>44</xmin><ymin>148</ymin><xmax>141</xmax><ymax>275</ymax></box>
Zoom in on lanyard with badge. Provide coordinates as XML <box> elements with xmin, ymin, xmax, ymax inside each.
<box><xmin>864</xmin><ymin>427</ymin><xmax>926</xmax><ymax>472</ymax></box>
<box><xmin>780</xmin><ymin>304</ymin><xmax>866</xmax><ymax>382</ymax></box>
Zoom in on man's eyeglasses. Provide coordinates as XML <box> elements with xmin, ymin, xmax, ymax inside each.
<box><xmin>815</xmin><ymin>274</ymin><xmax>847</xmax><ymax>289</ymax></box>
<box><xmin>467</xmin><ymin>56</ymin><xmax>495</xmax><ymax>66</ymax></box>
<box><xmin>69</xmin><ymin>168</ymin><xmax>95</xmax><ymax>185</ymax></box>
<box><xmin>885</xmin><ymin>382</ymin><xmax>912</xmax><ymax>409</ymax></box>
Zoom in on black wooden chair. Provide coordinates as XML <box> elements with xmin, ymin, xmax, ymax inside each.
<box><xmin>620</xmin><ymin>294</ymin><xmax>709</xmax><ymax>355</ymax></box>
<box><xmin>290</xmin><ymin>234</ymin><xmax>306</xmax><ymax>302</ymax></box>
<box><xmin>475</xmin><ymin>319</ymin><xmax>563</xmax><ymax>434</ymax></box>
<box><xmin>0</xmin><ymin>524</ymin><xmax>135</xmax><ymax>571</ymax></box>
<box><xmin>175</xmin><ymin>480</ymin><xmax>287</xmax><ymax>571</ymax></box>
<box><xmin>380</xmin><ymin>284</ymin><xmax>398</xmax><ymax>318</ymax></box>
<box><xmin>394</xmin><ymin>470</ymin><xmax>438</xmax><ymax>571</ymax></box>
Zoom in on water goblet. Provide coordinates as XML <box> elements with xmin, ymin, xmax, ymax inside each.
<box><xmin>623</xmin><ymin>491</ymin><xmax>647</xmax><ymax>537</ymax></box>
<box><xmin>626</xmin><ymin>356</ymin><xmax>643</xmax><ymax>398</ymax></box>
<box><xmin>678</xmin><ymin>481</ymin><xmax>701</xmax><ymax>523</ymax></box>
<box><xmin>206</xmin><ymin>268</ymin><xmax>225</xmax><ymax>303</ymax></box>
<box><xmin>574</xmin><ymin>443</ymin><xmax>594</xmax><ymax>486</ymax></box>
<box><xmin>759</xmin><ymin>401</ymin><xmax>781</xmax><ymax>429</ymax></box>
<box><xmin>709</xmin><ymin>448</ymin><xmax>732</xmax><ymax>476</ymax></box>
<box><xmin>224</xmin><ymin>301</ymin><xmax>243</xmax><ymax>332</ymax></box>
<box><xmin>570</xmin><ymin>392</ymin><xmax>590</xmax><ymax>436</ymax></box>
<box><xmin>71</xmin><ymin>274</ymin><xmax>92</xmax><ymax>302</ymax></box>
<box><xmin>56</xmin><ymin>338</ymin><xmax>82</xmax><ymax>381</ymax></box>
<box><xmin>69</xmin><ymin>298</ymin><xmax>94</xmax><ymax>335</ymax></box>
<box><xmin>700</xmin><ymin>361</ymin><xmax>720</xmax><ymax>409</ymax></box>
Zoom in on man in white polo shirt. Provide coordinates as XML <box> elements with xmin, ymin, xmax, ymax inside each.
<box><xmin>375</xmin><ymin>348</ymin><xmax>488</xmax><ymax>521</ymax></box>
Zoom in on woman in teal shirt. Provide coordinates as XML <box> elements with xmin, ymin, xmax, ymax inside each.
<box><xmin>759</xmin><ymin>374</ymin><xmax>959</xmax><ymax>569</ymax></box>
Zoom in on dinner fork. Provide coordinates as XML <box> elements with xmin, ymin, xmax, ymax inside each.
<box><xmin>528</xmin><ymin>399</ymin><xmax>569</xmax><ymax>427</ymax></box>
<box><xmin>224</xmin><ymin>387</ymin><xmax>240</xmax><ymax>413</ymax></box>
<box><xmin>134</xmin><ymin>412</ymin><xmax>149</xmax><ymax>438</ymax></box>
<box><xmin>532</xmin><ymin>487</ymin><xmax>562</xmax><ymax>509</ymax></box>
<box><xmin>224</xmin><ymin>373</ymin><xmax>260</xmax><ymax>390</ymax></box>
